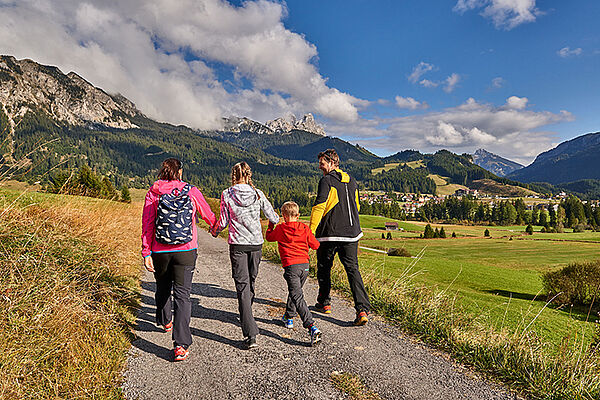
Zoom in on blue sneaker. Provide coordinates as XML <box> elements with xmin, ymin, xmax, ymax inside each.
<box><xmin>309</xmin><ymin>325</ymin><xmax>322</xmax><ymax>346</ymax></box>
<box><xmin>282</xmin><ymin>315</ymin><xmax>294</xmax><ymax>329</ymax></box>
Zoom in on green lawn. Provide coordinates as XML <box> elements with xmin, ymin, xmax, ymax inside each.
<box><xmin>357</xmin><ymin>215</ymin><xmax>599</xmax><ymax>348</ymax></box>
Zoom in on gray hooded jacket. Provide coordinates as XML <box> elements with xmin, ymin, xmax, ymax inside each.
<box><xmin>211</xmin><ymin>184</ymin><xmax>279</xmax><ymax>245</ymax></box>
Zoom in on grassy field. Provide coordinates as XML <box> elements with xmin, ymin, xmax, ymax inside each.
<box><xmin>357</xmin><ymin>215</ymin><xmax>598</xmax><ymax>347</ymax></box>
<box><xmin>0</xmin><ymin>187</ymin><xmax>140</xmax><ymax>399</ymax></box>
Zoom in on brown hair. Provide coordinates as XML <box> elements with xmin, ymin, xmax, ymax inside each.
<box><xmin>317</xmin><ymin>148</ymin><xmax>339</xmax><ymax>167</ymax></box>
<box><xmin>158</xmin><ymin>158</ymin><xmax>182</xmax><ymax>181</ymax></box>
<box><xmin>281</xmin><ymin>201</ymin><xmax>299</xmax><ymax>217</ymax></box>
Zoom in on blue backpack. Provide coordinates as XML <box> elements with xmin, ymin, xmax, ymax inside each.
<box><xmin>155</xmin><ymin>184</ymin><xmax>195</xmax><ymax>245</ymax></box>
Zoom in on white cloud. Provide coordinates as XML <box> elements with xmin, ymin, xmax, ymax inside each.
<box><xmin>491</xmin><ymin>77</ymin><xmax>505</xmax><ymax>88</ymax></box>
<box><xmin>408</xmin><ymin>62</ymin><xmax>435</xmax><ymax>83</ymax></box>
<box><xmin>0</xmin><ymin>0</ymin><xmax>364</xmax><ymax>128</ymax></box>
<box><xmin>395</xmin><ymin>96</ymin><xmax>428</xmax><ymax>110</ymax></box>
<box><xmin>454</xmin><ymin>0</ymin><xmax>542</xmax><ymax>30</ymax></box>
<box><xmin>505</xmin><ymin>96</ymin><xmax>528</xmax><ymax>109</ymax></box>
<box><xmin>325</xmin><ymin>96</ymin><xmax>573</xmax><ymax>164</ymax></box>
<box><xmin>557</xmin><ymin>47</ymin><xmax>583</xmax><ymax>58</ymax></box>
<box><xmin>419</xmin><ymin>79</ymin><xmax>439</xmax><ymax>88</ymax></box>
<box><xmin>443</xmin><ymin>73</ymin><xmax>460</xmax><ymax>93</ymax></box>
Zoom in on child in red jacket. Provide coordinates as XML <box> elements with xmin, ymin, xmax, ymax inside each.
<box><xmin>266</xmin><ymin>201</ymin><xmax>322</xmax><ymax>346</ymax></box>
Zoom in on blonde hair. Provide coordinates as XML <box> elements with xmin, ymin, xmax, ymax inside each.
<box><xmin>231</xmin><ymin>162</ymin><xmax>259</xmax><ymax>196</ymax></box>
<box><xmin>281</xmin><ymin>201</ymin><xmax>299</xmax><ymax>217</ymax></box>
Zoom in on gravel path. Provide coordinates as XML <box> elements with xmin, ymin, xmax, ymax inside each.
<box><xmin>122</xmin><ymin>230</ymin><xmax>517</xmax><ymax>400</ymax></box>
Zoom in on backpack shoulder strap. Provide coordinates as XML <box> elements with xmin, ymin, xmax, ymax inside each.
<box><xmin>180</xmin><ymin>183</ymin><xmax>192</xmax><ymax>196</ymax></box>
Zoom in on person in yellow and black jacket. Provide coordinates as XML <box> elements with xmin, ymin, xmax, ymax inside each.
<box><xmin>309</xmin><ymin>149</ymin><xmax>371</xmax><ymax>326</ymax></box>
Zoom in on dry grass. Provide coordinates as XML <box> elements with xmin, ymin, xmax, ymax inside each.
<box><xmin>330</xmin><ymin>371</ymin><xmax>382</xmax><ymax>400</ymax></box>
<box><xmin>0</xmin><ymin>190</ymin><xmax>141</xmax><ymax>399</ymax></box>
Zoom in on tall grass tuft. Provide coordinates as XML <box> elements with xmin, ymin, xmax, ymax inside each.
<box><xmin>0</xmin><ymin>190</ymin><xmax>141</xmax><ymax>399</ymax></box>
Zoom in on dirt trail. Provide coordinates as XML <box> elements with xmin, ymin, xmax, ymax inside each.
<box><xmin>122</xmin><ymin>230</ymin><xmax>515</xmax><ymax>400</ymax></box>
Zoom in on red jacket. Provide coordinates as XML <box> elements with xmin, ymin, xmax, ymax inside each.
<box><xmin>266</xmin><ymin>221</ymin><xmax>320</xmax><ymax>267</ymax></box>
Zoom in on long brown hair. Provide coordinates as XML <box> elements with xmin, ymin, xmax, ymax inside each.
<box><xmin>158</xmin><ymin>158</ymin><xmax>182</xmax><ymax>181</ymax></box>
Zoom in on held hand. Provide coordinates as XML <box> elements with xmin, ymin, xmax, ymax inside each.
<box><xmin>144</xmin><ymin>256</ymin><xmax>155</xmax><ymax>273</ymax></box>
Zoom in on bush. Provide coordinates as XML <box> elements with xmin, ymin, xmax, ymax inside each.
<box><xmin>451</xmin><ymin>231</ymin><xmax>456</xmax><ymax>238</ymax></box>
<box><xmin>573</xmin><ymin>224</ymin><xmax>586</xmax><ymax>233</ymax></box>
<box><xmin>525</xmin><ymin>224</ymin><xmax>534</xmax><ymax>235</ymax></box>
<box><xmin>484</xmin><ymin>228</ymin><xmax>490</xmax><ymax>237</ymax></box>
<box><xmin>542</xmin><ymin>261</ymin><xmax>600</xmax><ymax>309</ymax></box>
<box><xmin>387</xmin><ymin>247</ymin><xmax>412</xmax><ymax>257</ymax></box>
<box><xmin>386</xmin><ymin>232</ymin><xmax>392</xmax><ymax>240</ymax></box>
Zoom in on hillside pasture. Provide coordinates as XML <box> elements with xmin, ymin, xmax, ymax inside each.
<box><xmin>357</xmin><ymin>215</ymin><xmax>600</xmax><ymax>347</ymax></box>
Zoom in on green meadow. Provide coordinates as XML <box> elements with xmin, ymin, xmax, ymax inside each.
<box><xmin>357</xmin><ymin>215</ymin><xmax>599</xmax><ymax>348</ymax></box>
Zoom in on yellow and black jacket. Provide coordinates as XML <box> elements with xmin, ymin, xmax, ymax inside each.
<box><xmin>309</xmin><ymin>168</ymin><xmax>363</xmax><ymax>242</ymax></box>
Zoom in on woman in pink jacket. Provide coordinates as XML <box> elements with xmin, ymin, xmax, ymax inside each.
<box><xmin>141</xmin><ymin>158</ymin><xmax>216</xmax><ymax>361</ymax></box>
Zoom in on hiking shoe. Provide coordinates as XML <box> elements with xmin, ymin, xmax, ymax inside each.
<box><xmin>353</xmin><ymin>311</ymin><xmax>368</xmax><ymax>326</ymax></box>
<box><xmin>314</xmin><ymin>303</ymin><xmax>332</xmax><ymax>314</ymax></box>
<box><xmin>174</xmin><ymin>345</ymin><xmax>189</xmax><ymax>361</ymax></box>
<box><xmin>163</xmin><ymin>321</ymin><xmax>173</xmax><ymax>333</ymax></box>
<box><xmin>244</xmin><ymin>336</ymin><xmax>258</xmax><ymax>350</ymax></box>
<box><xmin>309</xmin><ymin>325</ymin><xmax>322</xmax><ymax>346</ymax></box>
<box><xmin>281</xmin><ymin>316</ymin><xmax>294</xmax><ymax>329</ymax></box>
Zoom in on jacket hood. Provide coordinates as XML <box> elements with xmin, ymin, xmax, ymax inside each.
<box><xmin>150</xmin><ymin>180</ymin><xmax>187</xmax><ymax>195</ymax></box>
<box><xmin>280</xmin><ymin>221</ymin><xmax>308</xmax><ymax>241</ymax></box>
<box><xmin>329</xmin><ymin>169</ymin><xmax>350</xmax><ymax>183</ymax></box>
<box><xmin>229</xmin><ymin>184</ymin><xmax>260</xmax><ymax>207</ymax></box>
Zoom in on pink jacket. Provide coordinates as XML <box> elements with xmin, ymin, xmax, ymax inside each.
<box><xmin>141</xmin><ymin>180</ymin><xmax>216</xmax><ymax>258</ymax></box>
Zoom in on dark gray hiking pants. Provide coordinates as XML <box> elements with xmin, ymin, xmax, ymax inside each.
<box><xmin>229</xmin><ymin>247</ymin><xmax>261</xmax><ymax>339</ymax></box>
<box><xmin>316</xmin><ymin>241</ymin><xmax>371</xmax><ymax>313</ymax></box>
<box><xmin>152</xmin><ymin>249</ymin><xmax>196</xmax><ymax>348</ymax></box>
<box><xmin>283</xmin><ymin>263</ymin><xmax>314</xmax><ymax>329</ymax></box>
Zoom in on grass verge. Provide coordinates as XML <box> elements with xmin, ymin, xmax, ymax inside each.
<box><xmin>262</xmin><ymin>239</ymin><xmax>600</xmax><ymax>400</ymax></box>
<box><xmin>0</xmin><ymin>190</ymin><xmax>140</xmax><ymax>399</ymax></box>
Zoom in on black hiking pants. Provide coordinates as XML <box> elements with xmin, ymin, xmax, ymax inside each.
<box><xmin>229</xmin><ymin>247</ymin><xmax>262</xmax><ymax>339</ymax></box>
<box><xmin>283</xmin><ymin>263</ymin><xmax>314</xmax><ymax>329</ymax></box>
<box><xmin>152</xmin><ymin>249</ymin><xmax>196</xmax><ymax>348</ymax></box>
<box><xmin>316</xmin><ymin>241</ymin><xmax>371</xmax><ymax>313</ymax></box>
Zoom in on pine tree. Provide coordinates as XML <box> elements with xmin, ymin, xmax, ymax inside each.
<box><xmin>439</xmin><ymin>227</ymin><xmax>446</xmax><ymax>238</ymax></box>
<box><xmin>424</xmin><ymin>224</ymin><xmax>434</xmax><ymax>239</ymax></box>
<box><xmin>484</xmin><ymin>228</ymin><xmax>490</xmax><ymax>237</ymax></box>
<box><xmin>121</xmin><ymin>185</ymin><xmax>131</xmax><ymax>203</ymax></box>
<box><xmin>451</xmin><ymin>231</ymin><xmax>456</xmax><ymax>238</ymax></box>
<box><xmin>525</xmin><ymin>224</ymin><xmax>534</xmax><ymax>235</ymax></box>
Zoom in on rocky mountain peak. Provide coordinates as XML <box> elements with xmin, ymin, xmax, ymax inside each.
<box><xmin>0</xmin><ymin>55</ymin><xmax>140</xmax><ymax>131</ymax></box>
<box><xmin>266</xmin><ymin>113</ymin><xmax>325</xmax><ymax>136</ymax></box>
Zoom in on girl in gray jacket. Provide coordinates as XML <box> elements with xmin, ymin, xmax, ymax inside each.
<box><xmin>210</xmin><ymin>162</ymin><xmax>279</xmax><ymax>349</ymax></box>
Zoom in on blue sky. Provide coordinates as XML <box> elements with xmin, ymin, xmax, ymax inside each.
<box><xmin>1</xmin><ymin>0</ymin><xmax>598</xmax><ymax>164</ymax></box>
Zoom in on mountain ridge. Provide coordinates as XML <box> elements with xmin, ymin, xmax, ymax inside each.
<box><xmin>471</xmin><ymin>148</ymin><xmax>523</xmax><ymax>177</ymax></box>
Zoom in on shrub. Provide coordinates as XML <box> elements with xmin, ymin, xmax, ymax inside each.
<box><xmin>451</xmin><ymin>231</ymin><xmax>456</xmax><ymax>238</ymax></box>
<box><xmin>387</xmin><ymin>247</ymin><xmax>412</xmax><ymax>257</ymax></box>
<box><xmin>484</xmin><ymin>228</ymin><xmax>490</xmax><ymax>237</ymax></box>
<box><xmin>439</xmin><ymin>227</ymin><xmax>446</xmax><ymax>238</ymax></box>
<box><xmin>525</xmin><ymin>224</ymin><xmax>534</xmax><ymax>235</ymax></box>
<box><xmin>386</xmin><ymin>232</ymin><xmax>392</xmax><ymax>240</ymax></box>
<box><xmin>381</xmin><ymin>233</ymin><xmax>385</xmax><ymax>239</ymax></box>
<box><xmin>542</xmin><ymin>261</ymin><xmax>600</xmax><ymax>308</ymax></box>
<box><xmin>573</xmin><ymin>224</ymin><xmax>586</xmax><ymax>233</ymax></box>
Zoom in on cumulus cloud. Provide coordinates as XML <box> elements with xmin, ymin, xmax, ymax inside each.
<box><xmin>325</xmin><ymin>96</ymin><xmax>573</xmax><ymax>164</ymax></box>
<box><xmin>408</xmin><ymin>62</ymin><xmax>435</xmax><ymax>83</ymax></box>
<box><xmin>453</xmin><ymin>0</ymin><xmax>542</xmax><ymax>30</ymax></box>
<box><xmin>395</xmin><ymin>96</ymin><xmax>428</xmax><ymax>110</ymax></box>
<box><xmin>557</xmin><ymin>47</ymin><xmax>583</xmax><ymax>58</ymax></box>
<box><xmin>443</xmin><ymin>73</ymin><xmax>460</xmax><ymax>93</ymax></box>
<box><xmin>505</xmin><ymin>96</ymin><xmax>528</xmax><ymax>109</ymax></box>
<box><xmin>0</xmin><ymin>0</ymin><xmax>364</xmax><ymax>128</ymax></box>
